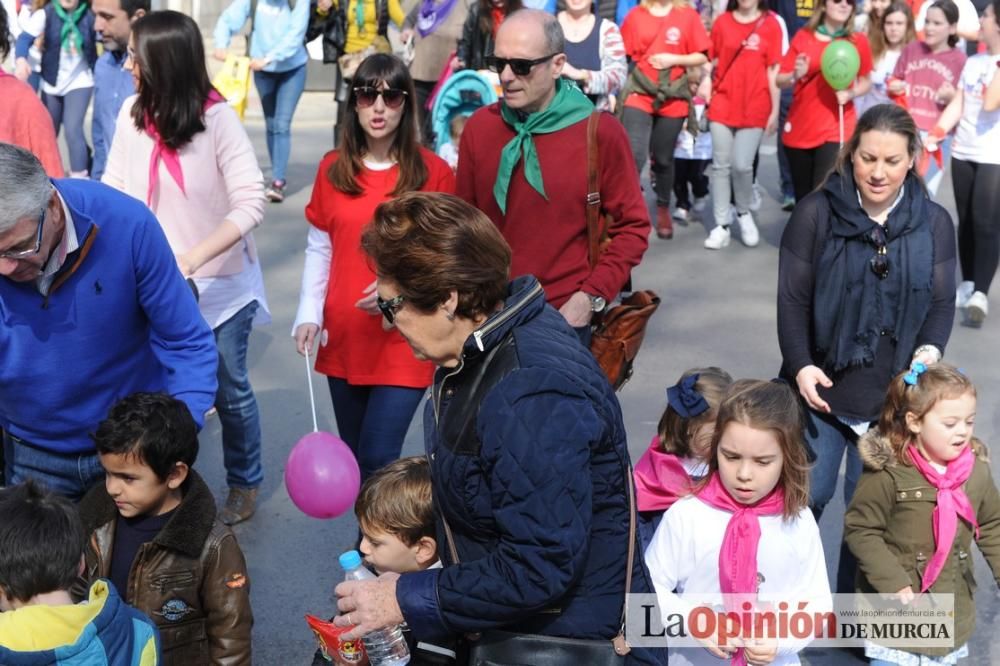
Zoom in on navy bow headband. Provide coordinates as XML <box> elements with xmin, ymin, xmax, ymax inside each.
<box><xmin>666</xmin><ymin>374</ymin><xmax>709</xmax><ymax>419</ymax></box>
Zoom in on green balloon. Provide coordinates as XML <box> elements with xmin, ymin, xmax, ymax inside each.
<box><xmin>820</xmin><ymin>39</ymin><xmax>861</xmax><ymax>91</ymax></box>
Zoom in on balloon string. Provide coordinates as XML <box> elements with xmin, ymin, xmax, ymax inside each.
<box><xmin>839</xmin><ymin>103</ymin><xmax>844</xmax><ymax>147</ymax></box>
<box><xmin>304</xmin><ymin>348</ymin><xmax>319</xmax><ymax>433</ymax></box>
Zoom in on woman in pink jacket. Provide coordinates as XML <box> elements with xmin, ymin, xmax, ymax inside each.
<box><xmin>103</xmin><ymin>10</ymin><xmax>268</xmax><ymax>526</ymax></box>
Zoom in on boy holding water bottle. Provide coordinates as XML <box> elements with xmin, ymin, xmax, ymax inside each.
<box><xmin>315</xmin><ymin>457</ymin><xmax>455</xmax><ymax>664</ymax></box>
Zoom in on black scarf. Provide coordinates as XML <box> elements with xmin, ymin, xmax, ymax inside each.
<box><xmin>813</xmin><ymin>169</ymin><xmax>934</xmax><ymax>374</ymax></box>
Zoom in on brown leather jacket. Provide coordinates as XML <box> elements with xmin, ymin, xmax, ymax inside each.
<box><xmin>75</xmin><ymin>470</ymin><xmax>253</xmax><ymax>665</ymax></box>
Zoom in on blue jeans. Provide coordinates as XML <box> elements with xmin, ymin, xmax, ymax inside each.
<box><xmin>326</xmin><ymin>377</ymin><xmax>426</xmax><ymax>483</ymax></box>
<box><xmin>3</xmin><ymin>431</ymin><xmax>104</xmax><ymax>501</ymax></box>
<box><xmin>43</xmin><ymin>87</ymin><xmax>93</xmax><ymax>173</ymax></box>
<box><xmin>214</xmin><ymin>301</ymin><xmax>264</xmax><ymax>489</ymax></box>
<box><xmin>805</xmin><ymin>408</ymin><xmax>864</xmax><ymax>593</ymax></box>
<box><xmin>253</xmin><ymin>65</ymin><xmax>307</xmax><ymax>182</ymax></box>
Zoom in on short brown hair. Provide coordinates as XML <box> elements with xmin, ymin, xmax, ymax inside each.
<box><xmin>879</xmin><ymin>364</ymin><xmax>975</xmax><ymax>465</ymax></box>
<box><xmin>658</xmin><ymin>367</ymin><xmax>733</xmax><ymax>458</ymax></box>
<box><xmin>702</xmin><ymin>380</ymin><xmax>811</xmax><ymax>520</ymax></box>
<box><xmin>354</xmin><ymin>457</ymin><xmax>435</xmax><ymax>546</ymax></box>
<box><xmin>361</xmin><ymin>192</ymin><xmax>511</xmax><ymax>319</ymax></box>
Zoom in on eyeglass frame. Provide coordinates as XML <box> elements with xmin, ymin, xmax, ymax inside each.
<box><xmin>0</xmin><ymin>208</ymin><xmax>46</xmax><ymax>260</ymax></box>
<box><xmin>352</xmin><ymin>86</ymin><xmax>409</xmax><ymax>109</ymax></box>
<box><xmin>484</xmin><ymin>53</ymin><xmax>559</xmax><ymax>76</ymax></box>
<box><xmin>376</xmin><ymin>293</ymin><xmax>406</xmax><ymax>325</ymax></box>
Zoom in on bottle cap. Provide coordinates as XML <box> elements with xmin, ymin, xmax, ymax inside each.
<box><xmin>339</xmin><ymin>550</ymin><xmax>363</xmax><ymax>570</ymax></box>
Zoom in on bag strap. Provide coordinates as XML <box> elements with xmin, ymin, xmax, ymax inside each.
<box><xmin>613</xmin><ymin>454</ymin><xmax>636</xmax><ymax>656</ymax></box>
<box><xmin>435</xmin><ymin>449</ymin><xmax>637</xmax><ymax>656</ymax></box>
<box><xmin>712</xmin><ymin>14</ymin><xmax>766</xmax><ymax>95</ymax></box>
<box><xmin>586</xmin><ymin>110</ymin><xmax>602</xmax><ymax>272</ymax></box>
<box><xmin>376</xmin><ymin>0</ymin><xmax>389</xmax><ymax>37</ymax></box>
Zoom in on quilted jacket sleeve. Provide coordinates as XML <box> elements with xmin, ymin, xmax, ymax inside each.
<box><xmin>396</xmin><ymin>368</ymin><xmax>602</xmax><ymax>638</ymax></box>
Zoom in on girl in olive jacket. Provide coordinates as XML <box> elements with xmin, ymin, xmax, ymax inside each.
<box><xmin>845</xmin><ymin>363</ymin><xmax>1000</xmax><ymax>664</ymax></box>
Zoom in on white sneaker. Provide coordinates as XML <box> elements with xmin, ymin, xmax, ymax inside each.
<box><xmin>672</xmin><ymin>207</ymin><xmax>689</xmax><ymax>222</ymax></box>
<box><xmin>693</xmin><ymin>196</ymin><xmax>709</xmax><ymax>213</ymax></box>
<box><xmin>749</xmin><ymin>182</ymin><xmax>763</xmax><ymax>212</ymax></box>
<box><xmin>965</xmin><ymin>291</ymin><xmax>988</xmax><ymax>327</ymax></box>
<box><xmin>736</xmin><ymin>212</ymin><xmax>759</xmax><ymax>247</ymax></box>
<box><xmin>704</xmin><ymin>225</ymin><xmax>731</xmax><ymax>250</ymax></box>
<box><xmin>956</xmin><ymin>281</ymin><xmax>975</xmax><ymax>308</ymax></box>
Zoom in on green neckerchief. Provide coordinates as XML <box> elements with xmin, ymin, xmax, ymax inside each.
<box><xmin>816</xmin><ymin>23</ymin><xmax>848</xmax><ymax>38</ymax></box>
<box><xmin>494</xmin><ymin>79</ymin><xmax>594</xmax><ymax>213</ymax></box>
<box><xmin>355</xmin><ymin>0</ymin><xmax>365</xmax><ymax>32</ymax></box>
<box><xmin>53</xmin><ymin>2</ymin><xmax>88</xmax><ymax>53</ymax></box>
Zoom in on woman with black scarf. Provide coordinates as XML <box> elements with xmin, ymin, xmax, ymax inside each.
<box><xmin>777</xmin><ymin>102</ymin><xmax>955</xmax><ymax>593</ymax></box>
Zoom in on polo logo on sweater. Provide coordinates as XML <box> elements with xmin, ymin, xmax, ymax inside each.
<box><xmin>665</xmin><ymin>27</ymin><xmax>681</xmax><ymax>45</ymax></box>
<box><xmin>157</xmin><ymin>598</ymin><xmax>194</xmax><ymax>622</ymax></box>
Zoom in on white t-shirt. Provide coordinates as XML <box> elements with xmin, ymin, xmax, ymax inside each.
<box><xmin>645</xmin><ymin>495</ymin><xmax>833</xmax><ymax>666</ymax></box>
<box><xmin>23</xmin><ymin>8</ymin><xmax>93</xmax><ymax>96</ymax></box>
<box><xmin>952</xmin><ymin>54</ymin><xmax>1000</xmax><ymax>165</ymax></box>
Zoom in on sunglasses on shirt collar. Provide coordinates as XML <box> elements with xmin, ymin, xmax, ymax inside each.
<box><xmin>868</xmin><ymin>225</ymin><xmax>889</xmax><ymax>280</ymax></box>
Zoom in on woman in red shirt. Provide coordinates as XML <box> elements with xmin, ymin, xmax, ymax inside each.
<box><xmin>293</xmin><ymin>54</ymin><xmax>455</xmax><ymax>482</ymax></box>
<box><xmin>620</xmin><ymin>0</ymin><xmax>710</xmax><ymax>239</ymax></box>
<box><xmin>703</xmin><ymin>0</ymin><xmax>783</xmax><ymax>251</ymax></box>
<box><xmin>777</xmin><ymin>0</ymin><xmax>873</xmax><ymax>201</ymax></box>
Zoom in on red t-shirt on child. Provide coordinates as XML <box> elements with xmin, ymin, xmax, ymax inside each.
<box><xmin>305</xmin><ymin>149</ymin><xmax>455</xmax><ymax>387</ymax></box>
<box><xmin>620</xmin><ymin>4</ymin><xmax>711</xmax><ymax>118</ymax></box>
<box><xmin>707</xmin><ymin>11</ymin><xmax>783</xmax><ymax>129</ymax></box>
<box><xmin>780</xmin><ymin>29</ymin><xmax>873</xmax><ymax>149</ymax></box>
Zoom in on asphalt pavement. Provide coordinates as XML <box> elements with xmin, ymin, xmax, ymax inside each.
<box><xmin>195</xmin><ymin>91</ymin><xmax>1000</xmax><ymax>664</ymax></box>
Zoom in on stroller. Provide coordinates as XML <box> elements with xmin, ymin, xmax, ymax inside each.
<box><xmin>428</xmin><ymin>69</ymin><xmax>499</xmax><ymax>153</ymax></box>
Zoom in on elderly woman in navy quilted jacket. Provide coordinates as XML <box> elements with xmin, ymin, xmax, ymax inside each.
<box><xmin>332</xmin><ymin>192</ymin><xmax>663</xmax><ymax>665</ymax></box>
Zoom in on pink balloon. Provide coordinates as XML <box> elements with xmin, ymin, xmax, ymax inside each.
<box><xmin>284</xmin><ymin>432</ymin><xmax>361</xmax><ymax>519</ymax></box>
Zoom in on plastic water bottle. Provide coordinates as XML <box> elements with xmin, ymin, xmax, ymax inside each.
<box><xmin>339</xmin><ymin>551</ymin><xmax>410</xmax><ymax>665</ymax></box>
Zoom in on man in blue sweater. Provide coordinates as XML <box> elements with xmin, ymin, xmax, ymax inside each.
<box><xmin>0</xmin><ymin>143</ymin><xmax>218</xmax><ymax>500</ymax></box>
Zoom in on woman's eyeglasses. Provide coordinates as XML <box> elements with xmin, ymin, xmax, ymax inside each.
<box><xmin>376</xmin><ymin>293</ymin><xmax>406</xmax><ymax>325</ymax></box>
<box><xmin>484</xmin><ymin>54</ymin><xmax>557</xmax><ymax>76</ymax></box>
<box><xmin>353</xmin><ymin>86</ymin><xmax>408</xmax><ymax>109</ymax></box>
<box><xmin>868</xmin><ymin>226</ymin><xmax>889</xmax><ymax>280</ymax></box>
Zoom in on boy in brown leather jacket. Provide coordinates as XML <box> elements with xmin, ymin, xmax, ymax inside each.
<box><xmin>76</xmin><ymin>392</ymin><xmax>253</xmax><ymax>665</ymax></box>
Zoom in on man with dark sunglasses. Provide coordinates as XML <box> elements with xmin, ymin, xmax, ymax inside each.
<box><xmin>455</xmin><ymin>9</ymin><xmax>648</xmax><ymax>343</ymax></box>
<box><xmin>0</xmin><ymin>143</ymin><xmax>218</xmax><ymax>499</ymax></box>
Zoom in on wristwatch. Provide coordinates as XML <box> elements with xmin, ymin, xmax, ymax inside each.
<box><xmin>587</xmin><ymin>293</ymin><xmax>607</xmax><ymax>313</ymax></box>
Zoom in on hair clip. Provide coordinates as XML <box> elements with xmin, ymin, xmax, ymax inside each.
<box><xmin>667</xmin><ymin>374</ymin><xmax>709</xmax><ymax>419</ymax></box>
<box><xmin>903</xmin><ymin>361</ymin><xmax>927</xmax><ymax>386</ymax></box>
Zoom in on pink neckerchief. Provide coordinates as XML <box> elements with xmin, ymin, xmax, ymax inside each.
<box><xmin>145</xmin><ymin>89</ymin><xmax>226</xmax><ymax>206</ymax></box>
<box><xmin>696</xmin><ymin>472</ymin><xmax>785</xmax><ymax>666</ymax></box>
<box><xmin>906</xmin><ymin>444</ymin><xmax>980</xmax><ymax>592</ymax></box>
<box><xmin>634</xmin><ymin>435</ymin><xmax>696</xmax><ymax>512</ymax></box>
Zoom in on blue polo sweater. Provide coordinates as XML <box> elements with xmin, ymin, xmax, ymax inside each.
<box><xmin>0</xmin><ymin>179</ymin><xmax>218</xmax><ymax>454</ymax></box>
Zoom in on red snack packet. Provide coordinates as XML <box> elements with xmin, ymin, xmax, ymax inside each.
<box><xmin>305</xmin><ymin>614</ymin><xmax>367</xmax><ymax>664</ymax></box>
